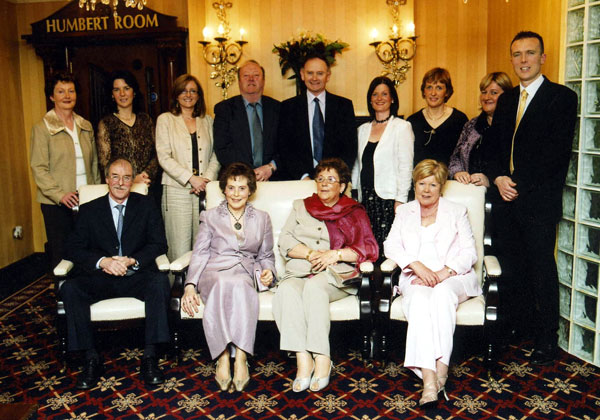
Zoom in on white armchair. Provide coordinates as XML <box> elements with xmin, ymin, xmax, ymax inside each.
<box><xmin>53</xmin><ymin>183</ymin><xmax>170</xmax><ymax>365</ymax></box>
<box><xmin>378</xmin><ymin>180</ymin><xmax>501</xmax><ymax>365</ymax></box>
<box><xmin>169</xmin><ymin>180</ymin><xmax>376</xmax><ymax>360</ymax></box>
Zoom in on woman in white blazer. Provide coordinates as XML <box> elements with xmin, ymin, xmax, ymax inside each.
<box><xmin>156</xmin><ymin>74</ymin><xmax>220</xmax><ymax>262</ymax></box>
<box><xmin>352</xmin><ymin>76</ymin><xmax>414</xmax><ymax>255</ymax></box>
<box><xmin>384</xmin><ymin>159</ymin><xmax>481</xmax><ymax>410</ymax></box>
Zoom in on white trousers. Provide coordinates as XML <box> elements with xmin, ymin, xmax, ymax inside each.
<box><xmin>401</xmin><ymin>277</ymin><xmax>468</xmax><ymax>378</ymax></box>
<box><xmin>162</xmin><ymin>185</ymin><xmax>200</xmax><ymax>262</ymax></box>
<box><xmin>272</xmin><ymin>273</ymin><xmax>350</xmax><ymax>357</ymax></box>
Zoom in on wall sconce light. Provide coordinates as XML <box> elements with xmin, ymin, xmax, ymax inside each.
<box><xmin>199</xmin><ymin>0</ymin><xmax>247</xmax><ymax>99</ymax></box>
<box><xmin>369</xmin><ymin>0</ymin><xmax>416</xmax><ymax>87</ymax></box>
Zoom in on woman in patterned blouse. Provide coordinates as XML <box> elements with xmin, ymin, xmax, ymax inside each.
<box><xmin>97</xmin><ymin>70</ymin><xmax>159</xmax><ymax>198</ymax></box>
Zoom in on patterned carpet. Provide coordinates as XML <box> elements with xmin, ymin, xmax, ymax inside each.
<box><xmin>1</xmin><ymin>275</ymin><xmax>600</xmax><ymax>420</ymax></box>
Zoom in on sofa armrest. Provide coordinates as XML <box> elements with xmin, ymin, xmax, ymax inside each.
<box><xmin>483</xmin><ymin>255</ymin><xmax>502</xmax><ymax>277</ymax></box>
<box><xmin>359</xmin><ymin>261</ymin><xmax>374</xmax><ymax>274</ymax></box>
<box><xmin>53</xmin><ymin>259</ymin><xmax>74</xmax><ymax>277</ymax></box>
<box><xmin>170</xmin><ymin>251</ymin><xmax>193</xmax><ymax>272</ymax></box>
<box><xmin>155</xmin><ymin>254</ymin><xmax>170</xmax><ymax>272</ymax></box>
<box><xmin>380</xmin><ymin>258</ymin><xmax>398</xmax><ymax>274</ymax></box>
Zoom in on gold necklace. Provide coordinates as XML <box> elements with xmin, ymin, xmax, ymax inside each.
<box><xmin>425</xmin><ymin>106</ymin><xmax>446</xmax><ymax>121</ymax></box>
<box><xmin>227</xmin><ymin>205</ymin><xmax>245</xmax><ymax>230</ymax></box>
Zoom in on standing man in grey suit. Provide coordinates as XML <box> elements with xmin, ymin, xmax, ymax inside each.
<box><xmin>214</xmin><ymin>60</ymin><xmax>281</xmax><ymax>181</ymax></box>
<box><xmin>277</xmin><ymin>54</ymin><xmax>357</xmax><ymax>180</ymax></box>
<box><xmin>485</xmin><ymin>31</ymin><xmax>577</xmax><ymax>365</ymax></box>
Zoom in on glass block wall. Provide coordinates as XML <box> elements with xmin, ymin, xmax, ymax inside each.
<box><xmin>560</xmin><ymin>0</ymin><xmax>600</xmax><ymax>367</ymax></box>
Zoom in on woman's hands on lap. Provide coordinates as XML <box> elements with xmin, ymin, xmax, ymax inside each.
<box><xmin>182</xmin><ymin>284</ymin><xmax>201</xmax><ymax>317</ymax></box>
<box><xmin>409</xmin><ymin>261</ymin><xmax>440</xmax><ymax>287</ymax></box>
<box><xmin>309</xmin><ymin>250</ymin><xmax>339</xmax><ymax>272</ymax></box>
<box><xmin>259</xmin><ymin>269</ymin><xmax>274</xmax><ymax>287</ymax></box>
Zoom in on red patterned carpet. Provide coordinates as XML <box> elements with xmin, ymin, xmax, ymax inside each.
<box><xmin>1</xmin><ymin>276</ymin><xmax>600</xmax><ymax>420</ymax></box>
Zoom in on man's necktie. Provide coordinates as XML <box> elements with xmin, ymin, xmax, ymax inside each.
<box><xmin>249</xmin><ymin>103</ymin><xmax>263</xmax><ymax>168</ymax></box>
<box><xmin>312</xmin><ymin>98</ymin><xmax>325</xmax><ymax>163</ymax></box>
<box><xmin>510</xmin><ymin>89</ymin><xmax>528</xmax><ymax>174</ymax></box>
<box><xmin>116</xmin><ymin>204</ymin><xmax>124</xmax><ymax>256</ymax></box>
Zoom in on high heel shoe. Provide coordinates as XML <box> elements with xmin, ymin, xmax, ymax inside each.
<box><xmin>215</xmin><ymin>360</ymin><xmax>232</xmax><ymax>392</ymax></box>
<box><xmin>419</xmin><ymin>380</ymin><xmax>439</xmax><ymax>409</ymax></box>
<box><xmin>437</xmin><ymin>375</ymin><xmax>449</xmax><ymax>401</ymax></box>
<box><xmin>292</xmin><ymin>359</ymin><xmax>314</xmax><ymax>392</ymax></box>
<box><xmin>233</xmin><ymin>361</ymin><xmax>250</xmax><ymax>392</ymax></box>
<box><xmin>309</xmin><ymin>360</ymin><xmax>333</xmax><ymax>392</ymax></box>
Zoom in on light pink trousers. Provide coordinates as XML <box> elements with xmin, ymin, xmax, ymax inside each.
<box><xmin>400</xmin><ymin>276</ymin><xmax>468</xmax><ymax>378</ymax></box>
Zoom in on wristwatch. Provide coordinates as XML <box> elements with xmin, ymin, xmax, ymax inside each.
<box><xmin>337</xmin><ymin>249</ymin><xmax>343</xmax><ymax>261</ymax></box>
<box><xmin>132</xmin><ymin>259</ymin><xmax>140</xmax><ymax>271</ymax></box>
<box><xmin>446</xmin><ymin>266</ymin><xmax>455</xmax><ymax>276</ymax></box>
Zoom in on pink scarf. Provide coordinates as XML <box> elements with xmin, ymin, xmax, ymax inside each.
<box><xmin>304</xmin><ymin>194</ymin><xmax>379</xmax><ymax>264</ymax></box>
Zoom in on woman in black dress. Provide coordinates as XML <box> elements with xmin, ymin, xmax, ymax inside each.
<box><xmin>407</xmin><ymin>68</ymin><xmax>468</xmax><ymax>168</ymax></box>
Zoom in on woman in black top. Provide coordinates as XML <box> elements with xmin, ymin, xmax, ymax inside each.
<box><xmin>407</xmin><ymin>68</ymin><xmax>468</xmax><ymax>168</ymax></box>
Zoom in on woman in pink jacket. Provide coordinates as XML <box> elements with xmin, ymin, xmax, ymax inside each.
<box><xmin>384</xmin><ymin>159</ymin><xmax>482</xmax><ymax>409</ymax></box>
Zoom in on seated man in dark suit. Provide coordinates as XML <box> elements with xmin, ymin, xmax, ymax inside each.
<box><xmin>214</xmin><ymin>60</ymin><xmax>281</xmax><ymax>181</ymax></box>
<box><xmin>61</xmin><ymin>157</ymin><xmax>170</xmax><ymax>389</ymax></box>
<box><xmin>277</xmin><ymin>54</ymin><xmax>357</xmax><ymax>180</ymax></box>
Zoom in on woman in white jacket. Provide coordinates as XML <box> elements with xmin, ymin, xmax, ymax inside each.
<box><xmin>352</xmin><ymin>76</ymin><xmax>414</xmax><ymax>255</ymax></box>
<box><xmin>156</xmin><ymin>74</ymin><xmax>220</xmax><ymax>262</ymax></box>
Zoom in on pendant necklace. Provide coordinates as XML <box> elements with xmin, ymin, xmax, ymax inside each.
<box><xmin>227</xmin><ymin>205</ymin><xmax>245</xmax><ymax>230</ymax></box>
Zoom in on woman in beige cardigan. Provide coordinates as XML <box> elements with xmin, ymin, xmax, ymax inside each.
<box><xmin>156</xmin><ymin>74</ymin><xmax>220</xmax><ymax>262</ymax></box>
<box><xmin>30</xmin><ymin>72</ymin><xmax>101</xmax><ymax>271</ymax></box>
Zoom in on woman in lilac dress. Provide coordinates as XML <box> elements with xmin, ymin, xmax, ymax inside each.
<box><xmin>182</xmin><ymin>162</ymin><xmax>276</xmax><ymax>392</ymax></box>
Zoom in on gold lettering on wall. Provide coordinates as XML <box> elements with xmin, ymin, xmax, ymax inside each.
<box><xmin>44</xmin><ymin>14</ymin><xmax>156</xmax><ymax>33</ymax></box>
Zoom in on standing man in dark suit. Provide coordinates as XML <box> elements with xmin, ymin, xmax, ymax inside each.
<box><xmin>277</xmin><ymin>54</ymin><xmax>357</xmax><ymax>180</ymax></box>
<box><xmin>214</xmin><ymin>60</ymin><xmax>281</xmax><ymax>181</ymax></box>
<box><xmin>61</xmin><ymin>158</ymin><xmax>170</xmax><ymax>389</ymax></box>
<box><xmin>486</xmin><ymin>31</ymin><xmax>577</xmax><ymax>365</ymax></box>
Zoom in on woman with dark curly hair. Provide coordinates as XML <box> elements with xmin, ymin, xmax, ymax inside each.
<box><xmin>97</xmin><ymin>70</ymin><xmax>159</xmax><ymax>198</ymax></box>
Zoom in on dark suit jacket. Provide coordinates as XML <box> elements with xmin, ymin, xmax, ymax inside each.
<box><xmin>485</xmin><ymin>77</ymin><xmax>577</xmax><ymax>224</ymax></box>
<box><xmin>66</xmin><ymin>192</ymin><xmax>167</xmax><ymax>274</ymax></box>
<box><xmin>277</xmin><ymin>91</ymin><xmax>357</xmax><ymax>180</ymax></box>
<box><xmin>213</xmin><ymin>95</ymin><xmax>281</xmax><ymax>171</ymax></box>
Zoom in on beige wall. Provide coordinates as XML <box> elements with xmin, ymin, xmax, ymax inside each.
<box><xmin>0</xmin><ymin>0</ymin><xmax>565</xmax><ymax>266</ymax></box>
<box><xmin>0</xmin><ymin>0</ymin><xmax>32</xmax><ymax>267</ymax></box>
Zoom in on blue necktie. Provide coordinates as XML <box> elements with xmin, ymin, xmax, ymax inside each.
<box><xmin>249</xmin><ymin>103</ymin><xmax>263</xmax><ymax>168</ymax></box>
<box><xmin>115</xmin><ymin>204</ymin><xmax>124</xmax><ymax>256</ymax></box>
<box><xmin>312</xmin><ymin>98</ymin><xmax>324</xmax><ymax>163</ymax></box>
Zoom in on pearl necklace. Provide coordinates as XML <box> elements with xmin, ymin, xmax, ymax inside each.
<box><xmin>227</xmin><ymin>205</ymin><xmax>245</xmax><ymax>230</ymax></box>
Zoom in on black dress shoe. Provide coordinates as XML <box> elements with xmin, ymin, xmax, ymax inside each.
<box><xmin>531</xmin><ymin>344</ymin><xmax>558</xmax><ymax>366</ymax></box>
<box><xmin>140</xmin><ymin>357</ymin><xmax>164</xmax><ymax>385</ymax></box>
<box><xmin>76</xmin><ymin>358</ymin><xmax>104</xmax><ymax>390</ymax></box>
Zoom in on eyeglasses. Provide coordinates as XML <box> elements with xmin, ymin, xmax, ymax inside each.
<box><xmin>109</xmin><ymin>174</ymin><xmax>133</xmax><ymax>183</ymax></box>
<box><xmin>180</xmin><ymin>89</ymin><xmax>198</xmax><ymax>96</ymax></box>
<box><xmin>315</xmin><ymin>176</ymin><xmax>340</xmax><ymax>184</ymax></box>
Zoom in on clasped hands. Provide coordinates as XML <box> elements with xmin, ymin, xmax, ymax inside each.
<box><xmin>409</xmin><ymin>261</ymin><xmax>451</xmax><ymax>287</ymax></box>
<box><xmin>454</xmin><ymin>171</ymin><xmax>490</xmax><ymax>187</ymax></box>
<box><xmin>189</xmin><ymin>175</ymin><xmax>211</xmax><ymax>195</ymax></box>
<box><xmin>307</xmin><ymin>249</ymin><xmax>338</xmax><ymax>272</ymax></box>
<box><xmin>99</xmin><ymin>256</ymin><xmax>136</xmax><ymax>276</ymax></box>
<box><xmin>181</xmin><ymin>269</ymin><xmax>274</xmax><ymax>318</ymax></box>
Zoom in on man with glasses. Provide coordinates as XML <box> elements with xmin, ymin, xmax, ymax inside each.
<box><xmin>60</xmin><ymin>158</ymin><xmax>170</xmax><ymax>389</ymax></box>
<box><xmin>214</xmin><ymin>60</ymin><xmax>281</xmax><ymax>181</ymax></box>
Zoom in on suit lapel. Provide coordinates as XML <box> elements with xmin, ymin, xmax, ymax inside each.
<box><xmin>121</xmin><ymin>193</ymin><xmax>139</xmax><ymax>238</ymax></box>
<box><xmin>234</xmin><ymin>96</ymin><xmax>254</xmax><ymax>160</ymax></box>
<box><xmin>324</xmin><ymin>91</ymin><xmax>334</xmax><ymax>143</ymax></box>
<box><xmin>101</xmin><ymin>194</ymin><xmax>119</xmax><ymax>244</ymax></box>
<box><xmin>516</xmin><ymin>78</ymin><xmax>549</xmax><ymax>136</ymax></box>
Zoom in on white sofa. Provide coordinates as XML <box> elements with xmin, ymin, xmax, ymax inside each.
<box><xmin>169</xmin><ymin>180</ymin><xmax>375</xmax><ymax>359</ymax></box>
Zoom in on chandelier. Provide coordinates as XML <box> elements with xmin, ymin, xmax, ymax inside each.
<box><xmin>369</xmin><ymin>0</ymin><xmax>416</xmax><ymax>87</ymax></box>
<box><xmin>199</xmin><ymin>0</ymin><xmax>247</xmax><ymax>99</ymax></box>
<box><xmin>78</xmin><ymin>0</ymin><xmax>147</xmax><ymax>16</ymax></box>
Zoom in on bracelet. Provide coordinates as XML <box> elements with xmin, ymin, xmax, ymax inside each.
<box><xmin>337</xmin><ymin>249</ymin><xmax>343</xmax><ymax>261</ymax></box>
<box><xmin>446</xmin><ymin>266</ymin><xmax>456</xmax><ymax>276</ymax></box>
<box><xmin>306</xmin><ymin>249</ymin><xmax>313</xmax><ymax>260</ymax></box>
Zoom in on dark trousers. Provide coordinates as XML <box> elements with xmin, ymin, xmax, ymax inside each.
<box><xmin>60</xmin><ymin>270</ymin><xmax>171</xmax><ymax>352</ymax></box>
<box><xmin>494</xmin><ymin>202</ymin><xmax>559</xmax><ymax>347</ymax></box>
<box><xmin>40</xmin><ymin>204</ymin><xmax>77</xmax><ymax>271</ymax></box>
